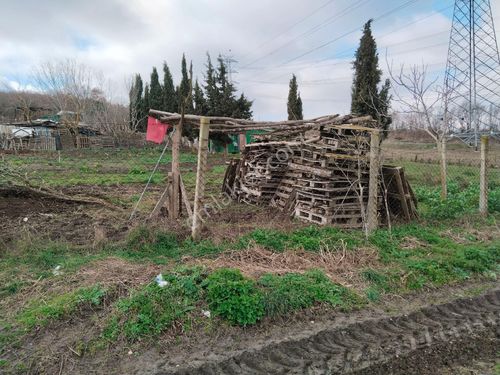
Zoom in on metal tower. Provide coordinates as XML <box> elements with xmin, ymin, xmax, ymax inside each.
<box><xmin>444</xmin><ymin>0</ymin><xmax>500</xmax><ymax>147</ymax></box>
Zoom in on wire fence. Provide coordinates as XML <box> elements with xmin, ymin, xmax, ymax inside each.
<box><xmin>381</xmin><ymin>130</ymin><xmax>500</xmax><ymax>218</ymax></box>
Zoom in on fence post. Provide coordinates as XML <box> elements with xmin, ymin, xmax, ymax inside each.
<box><xmin>479</xmin><ymin>135</ymin><xmax>489</xmax><ymax>216</ymax></box>
<box><xmin>191</xmin><ymin>117</ymin><xmax>210</xmax><ymax>240</ymax></box>
<box><xmin>366</xmin><ymin>130</ymin><xmax>381</xmax><ymax>235</ymax></box>
<box><xmin>170</xmin><ymin>117</ymin><xmax>183</xmax><ymax>219</ymax></box>
<box><xmin>439</xmin><ymin>135</ymin><xmax>447</xmax><ymax>200</ymax></box>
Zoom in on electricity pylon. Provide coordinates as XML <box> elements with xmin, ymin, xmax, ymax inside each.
<box><xmin>444</xmin><ymin>0</ymin><xmax>500</xmax><ymax>147</ymax></box>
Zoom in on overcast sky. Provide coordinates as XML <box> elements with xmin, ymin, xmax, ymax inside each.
<box><xmin>1</xmin><ymin>0</ymin><xmax>499</xmax><ymax>120</ymax></box>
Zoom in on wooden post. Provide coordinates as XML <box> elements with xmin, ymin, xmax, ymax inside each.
<box><xmin>170</xmin><ymin>117</ymin><xmax>183</xmax><ymax>219</ymax></box>
<box><xmin>479</xmin><ymin>135</ymin><xmax>489</xmax><ymax>216</ymax></box>
<box><xmin>192</xmin><ymin>117</ymin><xmax>210</xmax><ymax>240</ymax></box>
<box><xmin>439</xmin><ymin>136</ymin><xmax>447</xmax><ymax>200</ymax></box>
<box><xmin>366</xmin><ymin>130</ymin><xmax>380</xmax><ymax>235</ymax></box>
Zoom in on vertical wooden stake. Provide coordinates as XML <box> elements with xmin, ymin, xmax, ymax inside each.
<box><xmin>439</xmin><ymin>136</ymin><xmax>447</xmax><ymax>200</ymax></box>
<box><xmin>192</xmin><ymin>117</ymin><xmax>210</xmax><ymax>240</ymax></box>
<box><xmin>170</xmin><ymin>118</ymin><xmax>183</xmax><ymax>219</ymax></box>
<box><xmin>366</xmin><ymin>130</ymin><xmax>380</xmax><ymax>235</ymax></box>
<box><xmin>479</xmin><ymin>135</ymin><xmax>489</xmax><ymax>216</ymax></box>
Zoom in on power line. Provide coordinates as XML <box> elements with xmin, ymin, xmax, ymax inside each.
<box><xmin>279</xmin><ymin>0</ymin><xmax>420</xmax><ymax>66</ymax></box>
<box><xmin>240</xmin><ymin>0</ymin><xmax>372</xmax><ymax>69</ymax></box>
<box><xmin>239</xmin><ymin>0</ymin><xmax>338</xmax><ymax>63</ymax></box>
<box><xmin>239</xmin><ymin>4</ymin><xmax>455</xmax><ymax>75</ymax></box>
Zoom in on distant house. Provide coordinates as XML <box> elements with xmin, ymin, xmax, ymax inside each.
<box><xmin>0</xmin><ymin>112</ymin><xmax>102</xmax><ymax>151</ymax></box>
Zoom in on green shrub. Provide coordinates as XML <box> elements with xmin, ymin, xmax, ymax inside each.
<box><xmin>204</xmin><ymin>269</ymin><xmax>264</xmax><ymax>326</ymax></box>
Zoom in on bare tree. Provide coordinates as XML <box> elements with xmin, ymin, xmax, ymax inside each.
<box><xmin>33</xmin><ymin>59</ymin><xmax>104</xmax><ymax>143</ymax></box>
<box><xmin>388</xmin><ymin>63</ymin><xmax>450</xmax><ymax>199</ymax></box>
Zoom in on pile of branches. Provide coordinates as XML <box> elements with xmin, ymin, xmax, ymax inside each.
<box><xmin>0</xmin><ymin>162</ymin><xmax>120</xmax><ymax>209</ymax></box>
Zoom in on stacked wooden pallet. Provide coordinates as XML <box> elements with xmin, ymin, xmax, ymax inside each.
<box><xmin>222</xmin><ymin>116</ymin><xmax>416</xmax><ymax>228</ymax></box>
<box><xmin>230</xmin><ymin>142</ymin><xmax>290</xmax><ymax>205</ymax></box>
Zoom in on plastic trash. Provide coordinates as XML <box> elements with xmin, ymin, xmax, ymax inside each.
<box><xmin>23</xmin><ymin>217</ymin><xmax>28</xmax><ymax>222</ymax></box>
<box><xmin>155</xmin><ymin>274</ymin><xmax>169</xmax><ymax>288</ymax></box>
<box><xmin>53</xmin><ymin>265</ymin><xmax>62</xmax><ymax>276</ymax></box>
<box><xmin>202</xmin><ymin>310</ymin><xmax>211</xmax><ymax>318</ymax></box>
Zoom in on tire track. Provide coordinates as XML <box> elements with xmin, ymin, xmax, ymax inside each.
<box><xmin>159</xmin><ymin>290</ymin><xmax>499</xmax><ymax>375</ymax></box>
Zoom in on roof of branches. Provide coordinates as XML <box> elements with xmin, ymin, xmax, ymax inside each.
<box><xmin>149</xmin><ymin>109</ymin><xmax>379</xmax><ymax>135</ymax></box>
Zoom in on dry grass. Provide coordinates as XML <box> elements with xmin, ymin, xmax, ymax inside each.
<box><xmin>188</xmin><ymin>245</ymin><xmax>380</xmax><ymax>291</ymax></box>
<box><xmin>0</xmin><ymin>257</ymin><xmax>161</xmax><ymax>319</ymax></box>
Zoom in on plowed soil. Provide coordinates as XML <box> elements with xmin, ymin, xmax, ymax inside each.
<box><xmin>153</xmin><ymin>287</ymin><xmax>500</xmax><ymax>375</ymax></box>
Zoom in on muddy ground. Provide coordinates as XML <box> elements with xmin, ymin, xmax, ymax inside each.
<box><xmin>4</xmin><ymin>279</ymin><xmax>498</xmax><ymax>374</ymax></box>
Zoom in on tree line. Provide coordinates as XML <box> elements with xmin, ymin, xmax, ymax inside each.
<box><xmin>129</xmin><ymin>53</ymin><xmax>253</xmax><ymax>142</ymax></box>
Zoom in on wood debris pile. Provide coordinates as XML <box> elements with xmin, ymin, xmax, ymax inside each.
<box><xmin>223</xmin><ymin>115</ymin><xmax>417</xmax><ymax>227</ymax></box>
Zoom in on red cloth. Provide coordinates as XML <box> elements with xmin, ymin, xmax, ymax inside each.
<box><xmin>146</xmin><ymin>116</ymin><xmax>169</xmax><ymax>143</ymax></box>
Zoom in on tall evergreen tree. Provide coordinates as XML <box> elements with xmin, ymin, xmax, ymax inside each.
<box><xmin>178</xmin><ymin>54</ymin><xmax>194</xmax><ymax>113</ymax></box>
<box><xmin>287</xmin><ymin>74</ymin><xmax>303</xmax><ymax>120</ymax></box>
<box><xmin>149</xmin><ymin>67</ymin><xmax>163</xmax><ymax>111</ymax></box>
<box><xmin>138</xmin><ymin>83</ymin><xmax>150</xmax><ymax>132</ymax></box>
<box><xmin>202</xmin><ymin>53</ymin><xmax>253</xmax><ymax>145</ymax></box>
<box><xmin>378</xmin><ymin>78</ymin><xmax>392</xmax><ymax>134</ymax></box>
<box><xmin>350</xmin><ymin>19</ymin><xmax>391</xmax><ymax>133</ymax></box>
<box><xmin>162</xmin><ymin>62</ymin><xmax>177</xmax><ymax>112</ymax></box>
<box><xmin>204</xmin><ymin>54</ymin><xmax>219</xmax><ymax>117</ymax></box>
<box><xmin>128</xmin><ymin>73</ymin><xmax>143</xmax><ymax>131</ymax></box>
<box><xmin>193</xmin><ymin>79</ymin><xmax>208</xmax><ymax>115</ymax></box>
<box><xmin>233</xmin><ymin>93</ymin><xmax>253</xmax><ymax>119</ymax></box>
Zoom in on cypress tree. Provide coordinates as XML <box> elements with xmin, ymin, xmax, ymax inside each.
<box><xmin>296</xmin><ymin>94</ymin><xmax>303</xmax><ymax>120</ymax></box>
<box><xmin>216</xmin><ymin>55</ymin><xmax>237</xmax><ymax>117</ymax></box>
<box><xmin>287</xmin><ymin>74</ymin><xmax>303</xmax><ymax>120</ymax></box>
<box><xmin>149</xmin><ymin>67</ymin><xmax>163</xmax><ymax>111</ymax></box>
<box><xmin>128</xmin><ymin>73</ymin><xmax>143</xmax><ymax>130</ymax></box>
<box><xmin>233</xmin><ymin>93</ymin><xmax>253</xmax><ymax>119</ymax></box>
<box><xmin>193</xmin><ymin>79</ymin><xmax>208</xmax><ymax>115</ymax></box>
<box><xmin>138</xmin><ymin>83</ymin><xmax>150</xmax><ymax>132</ymax></box>
<box><xmin>351</xmin><ymin>19</ymin><xmax>391</xmax><ymax>133</ymax></box>
<box><xmin>162</xmin><ymin>62</ymin><xmax>177</xmax><ymax>112</ymax></box>
<box><xmin>178</xmin><ymin>54</ymin><xmax>194</xmax><ymax>113</ymax></box>
<box><xmin>378</xmin><ymin>78</ymin><xmax>392</xmax><ymax>135</ymax></box>
<box><xmin>202</xmin><ymin>53</ymin><xmax>253</xmax><ymax>146</ymax></box>
<box><xmin>204</xmin><ymin>54</ymin><xmax>219</xmax><ymax>117</ymax></box>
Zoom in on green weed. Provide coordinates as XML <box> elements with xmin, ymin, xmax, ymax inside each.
<box><xmin>103</xmin><ymin>267</ymin><xmax>204</xmax><ymax>340</ymax></box>
<box><xmin>17</xmin><ymin>285</ymin><xmax>107</xmax><ymax>329</ymax></box>
<box><xmin>204</xmin><ymin>268</ymin><xmax>265</xmax><ymax>326</ymax></box>
<box><xmin>258</xmin><ymin>269</ymin><xmax>359</xmax><ymax>316</ymax></box>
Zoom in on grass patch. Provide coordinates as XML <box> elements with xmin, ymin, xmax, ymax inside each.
<box><xmin>258</xmin><ymin>269</ymin><xmax>360</xmax><ymax>316</ymax></box>
<box><xmin>367</xmin><ymin>225</ymin><xmax>500</xmax><ymax>292</ymax></box>
<box><xmin>17</xmin><ymin>285</ymin><xmax>107</xmax><ymax>330</ymax></box>
<box><xmin>102</xmin><ymin>267</ymin><xmax>204</xmax><ymax>341</ymax></box>
<box><xmin>100</xmin><ymin>267</ymin><xmax>362</xmax><ymax>342</ymax></box>
<box><xmin>239</xmin><ymin>226</ymin><xmax>362</xmax><ymax>252</ymax></box>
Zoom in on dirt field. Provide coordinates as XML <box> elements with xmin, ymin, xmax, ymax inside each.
<box><xmin>1</xmin><ymin>146</ymin><xmax>499</xmax><ymax>374</ymax></box>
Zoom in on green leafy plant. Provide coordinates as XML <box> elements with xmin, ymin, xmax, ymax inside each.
<box><xmin>204</xmin><ymin>268</ymin><xmax>265</xmax><ymax>326</ymax></box>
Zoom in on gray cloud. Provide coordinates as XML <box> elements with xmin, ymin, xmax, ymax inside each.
<box><xmin>2</xmin><ymin>0</ymin><xmax>493</xmax><ymax>120</ymax></box>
